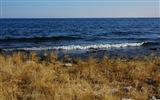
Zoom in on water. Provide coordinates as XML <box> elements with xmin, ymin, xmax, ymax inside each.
<box><xmin>0</xmin><ymin>18</ymin><xmax>160</xmax><ymax>57</ymax></box>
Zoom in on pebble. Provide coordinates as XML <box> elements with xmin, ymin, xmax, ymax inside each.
<box><xmin>122</xmin><ymin>86</ymin><xmax>132</xmax><ymax>92</ymax></box>
<box><xmin>64</xmin><ymin>63</ymin><xmax>72</xmax><ymax>67</ymax></box>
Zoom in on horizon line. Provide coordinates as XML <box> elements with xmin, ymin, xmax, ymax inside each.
<box><xmin>1</xmin><ymin>0</ymin><xmax>159</xmax><ymax>2</ymax></box>
<box><xmin>1</xmin><ymin>17</ymin><xmax>160</xmax><ymax>19</ymax></box>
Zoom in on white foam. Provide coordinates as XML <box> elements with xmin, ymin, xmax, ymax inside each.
<box><xmin>4</xmin><ymin>42</ymin><xmax>145</xmax><ymax>51</ymax></box>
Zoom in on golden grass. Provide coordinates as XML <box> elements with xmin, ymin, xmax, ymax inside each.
<box><xmin>0</xmin><ymin>52</ymin><xmax>160</xmax><ymax>100</ymax></box>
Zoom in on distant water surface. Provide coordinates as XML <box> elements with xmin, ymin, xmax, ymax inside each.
<box><xmin>1</xmin><ymin>18</ymin><xmax>160</xmax><ymax>57</ymax></box>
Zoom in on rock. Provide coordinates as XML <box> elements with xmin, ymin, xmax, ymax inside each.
<box><xmin>51</xmin><ymin>59</ymin><xmax>56</xmax><ymax>63</ymax></box>
<box><xmin>137</xmin><ymin>86</ymin><xmax>144</xmax><ymax>91</ymax></box>
<box><xmin>0</xmin><ymin>48</ymin><xmax>4</xmax><ymax>54</ymax></box>
<box><xmin>121</xmin><ymin>59</ymin><xmax>127</xmax><ymax>62</ymax></box>
<box><xmin>146</xmin><ymin>77</ymin><xmax>154</xmax><ymax>85</ymax></box>
<box><xmin>108</xmin><ymin>88</ymin><xmax>118</xmax><ymax>93</ymax></box>
<box><xmin>64</xmin><ymin>63</ymin><xmax>72</xmax><ymax>67</ymax></box>
<box><xmin>91</xmin><ymin>50</ymin><xmax>97</xmax><ymax>53</ymax></box>
<box><xmin>13</xmin><ymin>49</ymin><xmax>27</xmax><ymax>53</ymax></box>
<box><xmin>150</xmin><ymin>96</ymin><xmax>160</xmax><ymax>100</ymax></box>
<box><xmin>122</xmin><ymin>86</ymin><xmax>132</xmax><ymax>92</ymax></box>
<box><xmin>150</xmin><ymin>48</ymin><xmax>160</xmax><ymax>51</ymax></box>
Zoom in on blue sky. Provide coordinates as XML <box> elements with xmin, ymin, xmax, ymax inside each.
<box><xmin>0</xmin><ymin>0</ymin><xmax>159</xmax><ymax>18</ymax></box>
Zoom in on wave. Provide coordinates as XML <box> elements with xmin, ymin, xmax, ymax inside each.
<box><xmin>85</xmin><ymin>37</ymin><xmax>160</xmax><ymax>41</ymax></box>
<box><xmin>143</xmin><ymin>41</ymin><xmax>160</xmax><ymax>46</ymax></box>
<box><xmin>112</xmin><ymin>31</ymin><xmax>130</xmax><ymax>35</ymax></box>
<box><xmin>0</xmin><ymin>36</ymin><xmax>82</xmax><ymax>42</ymax></box>
<box><xmin>1</xmin><ymin>36</ymin><xmax>159</xmax><ymax>43</ymax></box>
<box><xmin>4</xmin><ymin>42</ymin><xmax>145</xmax><ymax>51</ymax></box>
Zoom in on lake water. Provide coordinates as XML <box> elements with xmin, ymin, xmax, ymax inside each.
<box><xmin>1</xmin><ymin>18</ymin><xmax>160</xmax><ymax>57</ymax></box>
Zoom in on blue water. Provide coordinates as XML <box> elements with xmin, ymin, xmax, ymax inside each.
<box><xmin>0</xmin><ymin>18</ymin><xmax>160</xmax><ymax>57</ymax></box>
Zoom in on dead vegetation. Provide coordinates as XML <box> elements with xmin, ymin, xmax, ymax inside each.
<box><xmin>0</xmin><ymin>52</ymin><xmax>160</xmax><ymax>100</ymax></box>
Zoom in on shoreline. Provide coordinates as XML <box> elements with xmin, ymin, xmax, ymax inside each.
<box><xmin>1</xmin><ymin>46</ymin><xmax>160</xmax><ymax>60</ymax></box>
<box><xmin>1</xmin><ymin>52</ymin><xmax>160</xmax><ymax>99</ymax></box>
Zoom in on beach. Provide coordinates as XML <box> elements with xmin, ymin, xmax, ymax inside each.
<box><xmin>1</xmin><ymin>52</ymin><xmax>160</xmax><ymax>99</ymax></box>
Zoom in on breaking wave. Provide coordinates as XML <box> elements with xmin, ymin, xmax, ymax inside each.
<box><xmin>4</xmin><ymin>42</ymin><xmax>145</xmax><ymax>51</ymax></box>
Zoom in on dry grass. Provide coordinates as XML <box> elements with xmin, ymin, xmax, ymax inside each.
<box><xmin>0</xmin><ymin>52</ymin><xmax>160</xmax><ymax>100</ymax></box>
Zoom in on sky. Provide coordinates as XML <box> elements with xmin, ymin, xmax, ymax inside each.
<box><xmin>0</xmin><ymin>0</ymin><xmax>159</xmax><ymax>18</ymax></box>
